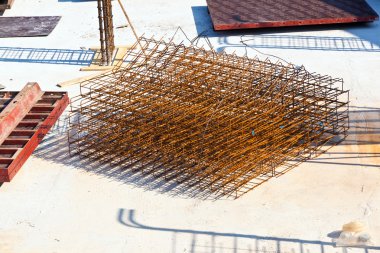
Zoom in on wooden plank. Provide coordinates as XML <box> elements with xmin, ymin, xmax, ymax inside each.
<box><xmin>57</xmin><ymin>71</ymin><xmax>111</xmax><ymax>88</ymax></box>
<box><xmin>80</xmin><ymin>46</ymin><xmax>131</xmax><ymax>71</ymax></box>
<box><xmin>0</xmin><ymin>0</ymin><xmax>15</xmax><ymax>11</ymax></box>
<box><xmin>113</xmin><ymin>46</ymin><xmax>129</xmax><ymax>67</ymax></box>
<box><xmin>59</xmin><ymin>46</ymin><xmax>131</xmax><ymax>86</ymax></box>
<box><xmin>80</xmin><ymin>66</ymin><xmax>114</xmax><ymax>71</ymax></box>
<box><xmin>0</xmin><ymin>16</ymin><xmax>61</xmax><ymax>38</ymax></box>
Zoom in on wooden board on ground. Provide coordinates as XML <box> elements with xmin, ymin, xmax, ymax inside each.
<box><xmin>80</xmin><ymin>46</ymin><xmax>131</xmax><ymax>71</ymax></box>
<box><xmin>57</xmin><ymin>71</ymin><xmax>111</xmax><ymax>88</ymax></box>
<box><xmin>58</xmin><ymin>46</ymin><xmax>132</xmax><ymax>87</ymax></box>
<box><xmin>0</xmin><ymin>16</ymin><xmax>61</xmax><ymax>38</ymax></box>
<box><xmin>0</xmin><ymin>0</ymin><xmax>15</xmax><ymax>11</ymax></box>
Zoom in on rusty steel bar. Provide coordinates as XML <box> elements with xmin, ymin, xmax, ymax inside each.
<box><xmin>97</xmin><ymin>0</ymin><xmax>115</xmax><ymax>65</ymax></box>
<box><xmin>68</xmin><ymin>37</ymin><xmax>349</xmax><ymax>199</ymax></box>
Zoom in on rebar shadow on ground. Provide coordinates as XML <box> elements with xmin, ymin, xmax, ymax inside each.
<box><xmin>118</xmin><ymin>209</ymin><xmax>380</xmax><ymax>253</ymax></box>
<box><xmin>34</xmin><ymin>107</ymin><xmax>380</xmax><ymax>200</ymax></box>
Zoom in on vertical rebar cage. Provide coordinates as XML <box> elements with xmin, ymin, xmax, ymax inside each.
<box><xmin>97</xmin><ymin>0</ymin><xmax>115</xmax><ymax>65</ymax></box>
<box><xmin>68</xmin><ymin>37</ymin><xmax>349</xmax><ymax>199</ymax></box>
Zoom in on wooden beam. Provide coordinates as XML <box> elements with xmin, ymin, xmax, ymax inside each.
<box><xmin>81</xmin><ymin>45</ymin><xmax>131</xmax><ymax>71</ymax></box>
<box><xmin>57</xmin><ymin>71</ymin><xmax>110</xmax><ymax>88</ymax></box>
<box><xmin>80</xmin><ymin>66</ymin><xmax>114</xmax><ymax>71</ymax></box>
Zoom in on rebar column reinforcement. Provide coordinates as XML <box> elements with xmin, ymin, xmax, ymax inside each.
<box><xmin>97</xmin><ymin>0</ymin><xmax>115</xmax><ymax>65</ymax></box>
<box><xmin>68</xmin><ymin>37</ymin><xmax>349</xmax><ymax>199</ymax></box>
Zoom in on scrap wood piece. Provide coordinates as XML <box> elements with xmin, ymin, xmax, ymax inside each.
<box><xmin>0</xmin><ymin>0</ymin><xmax>15</xmax><ymax>11</ymax></box>
<box><xmin>58</xmin><ymin>46</ymin><xmax>132</xmax><ymax>86</ymax></box>
<box><xmin>57</xmin><ymin>70</ymin><xmax>111</xmax><ymax>87</ymax></box>
<box><xmin>0</xmin><ymin>83</ymin><xmax>43</xmax><ymax>145</ymax></box>
<box><xmin>0</xmin><ymin>16</ymin><xmax>61</xmax><ymax>38</ymax></box>
<box><xmin>80</xmin><ymin>45</ymin><xmax>131</xmax><ymax>71</ymax></box>
<box><xmin>206</xmin><ymin>0</ymin><xmax>379</xmax><ymax>30</ymax></box>
<box><xmin>0</xmin><ymin>84</ymin><xmax>69</xmax><ymax>182</ymax></box>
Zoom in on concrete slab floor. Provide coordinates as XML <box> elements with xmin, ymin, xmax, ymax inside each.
<box><xmin>0</xmin><ymin>0</ymin><xmax>380</xmax><ymax>252</ymax></box>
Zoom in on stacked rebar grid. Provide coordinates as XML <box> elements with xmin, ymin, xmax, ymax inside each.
<box><xmin>68</xmin><ymin>37</ymin><xmax>349</xmax><ymax>199</ymax></box>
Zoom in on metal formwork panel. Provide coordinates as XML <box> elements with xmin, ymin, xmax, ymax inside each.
<box><xmin>206</xmin><ymin>0</ymin><xmax>379</xmax><ymax>30</ymax></box>
<box><xmin>0</xmin><ymin>85</ymin><xmax>68</xmax><ymax>182</ymax></box>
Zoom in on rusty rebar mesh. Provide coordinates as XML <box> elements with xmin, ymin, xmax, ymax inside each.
<box><xmin>68</xmin><ymin>37</ymin><xmax>349</xmax><ymax>199</ymax></box>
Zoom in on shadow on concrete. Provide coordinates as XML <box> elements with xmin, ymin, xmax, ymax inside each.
<box><xmin>191</xmin><ymin>0</ymin><xmax>380</xmax><ymax>52</ymax></box>
<box><xmin>339</xmin><ymin>107</ymin><xmax>380</xmax><ymax>146</ymax></box>
<box><xmin>0</xmin><ymin>0</ymin><xmax>8</xmax><ymax>15</ymax></box>
<box><xmin>118</xmin><ymin>208</ymin><xmax>380</xmax><ymax>253</ymax></box>
<box><xmin>32</xmin><ymin>107</ymin><xmax>380</xmax><ymax>199</ymax></box>
<box><xmin>33</xmin><ymin>114</ymin><xmax>220</xmax><ymax>200</ymax></box>
<box><xmin>228</xmin><ymin>34</ymin><xmax>380</xmax><ymax>52</ymax></box>
<box><xmin>327</xmin><ymin>230</ymin><xmax>343</xmax><ymax>239</ymax></box>
<box><xmin>301</xmin><ymin>107</ymin><xmax>380</xmax><ymax>168</ymax></box>
<box><xmin>0</xmin><ymin>47</ymin><xmax>95</xmax><ymax>65</ymax></box>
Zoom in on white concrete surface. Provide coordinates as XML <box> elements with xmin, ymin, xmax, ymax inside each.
<box><xmin>1</xmin><ymin>0</ymin><xmax>380</xmax><ymax>252</ymax></box>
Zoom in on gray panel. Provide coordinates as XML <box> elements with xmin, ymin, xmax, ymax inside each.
<box><xmin>0</xmin><ymin>16</ymin><xmax>61</xmax><ymax>37</ymax></box>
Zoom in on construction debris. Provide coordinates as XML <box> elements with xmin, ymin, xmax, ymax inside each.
<box><xmin>206</xmin><ymin>0</ymin><xmax>379</xmax><ymax>30</ymax></box>
<box><xmin>0</xmin><ymin>16</ymin><xmax>61</xmax><ymax>38</ymax></box>
<box><xmin>0</xmin><ymin>83</ymin><xmax>68</xmax><ymax>182</ymax></box>
<box><xmin>0</xmin><ymin>0</ymin><xmax>15</xmax><ymax>11</ymax></box>
<box><xmin>67</xmin><ymin>37</ymin><xmax>349</xmax><ymax>199</ymax></box>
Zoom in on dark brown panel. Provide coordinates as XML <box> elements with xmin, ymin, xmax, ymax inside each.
<box><xmin>0</xmin><ymin>16</ymin><xmax>61</xmax><ymax>37</ymax></box>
